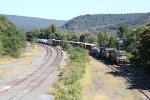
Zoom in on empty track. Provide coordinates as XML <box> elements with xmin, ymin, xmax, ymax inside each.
<box><xmin>0</xmin><ymin>44</ymin><xmax>64</xmax><ymax>100</ymax></box>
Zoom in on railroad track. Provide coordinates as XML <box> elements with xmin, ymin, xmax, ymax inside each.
<box><xmin>92</xmin><ymin>55</ymin><xmax>150</xmax><ymax>99</ymax></box>
<box><xmin>0</xmin><ymin>44</ymin><xmax>52</xmax><ymax>93</ymax></box>
<box><xmin>102</xmin><ymin>60</ymin><xmax>150</xmax><ymax>99</ymax></box>
<box><xmin>0</xmin><ymin>44</ymin><xmax>64</xmax><ymax>100</ymax></box>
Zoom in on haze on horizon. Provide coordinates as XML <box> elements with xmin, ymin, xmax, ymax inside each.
<box><xmin>0</xmin><ymin>0</ymin><xmax>150</xmax><ymax>20</ymax></box>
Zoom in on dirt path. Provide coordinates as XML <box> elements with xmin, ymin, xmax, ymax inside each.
<box><xmin>82</xmin><ymin>57</ymin><xmax>145</xmax><ymax>100</ymax></box>
<box><xmin>0</xmin><ymin>44</ymin><xmax>66</xmax><ymax>100</ymax></box>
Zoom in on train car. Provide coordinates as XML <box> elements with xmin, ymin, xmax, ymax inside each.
<box><xmin>62</xmin><ymin>41</ymin><xmax>73</xmax><ymax>46</ymax></box>
<box><xmin>47</xmin><ymin>39</ymin><xmax>56</xmax><ymax>46</ymax></box>
<box><xmin>47</xmin><ymin>39</ymin><xmax>63</xmax><ymax>46</ymax></box>
<box><xmin>109</xmin><ymin>50</ymin><xmax>126</xmax><ymax>64</ymax></box>
<box><xmin>82</xmin><ymin>43</ymin><xmax>97</xmax><ymax>51</ymax></box>
<box><xmin>54</xmin><ymin>40</ymin><xmax>62</xmax><ymax>46</ymax></box>
<box><xmin>100</xmin><ymin>48</ymin><xmax>114</xmax><ymax>59</ymax></box>
<box><xmin>26</xmin><ymin>38</ymin><xmax>32</xmax><ymax>41</ymax></box>
<box><xmin>90</xmin><ymin>47</ymin><xmax>100</xmax><ymax>56</ymax></box>
<box><xmin>72</xmin><ymin>42</ymin><xmax>82</xmax><ymax>47</ymax></box>
<box><xmin>43</xmin><ymin>39</ymin><xmax>47</xmax><ymax>44</ymax></box>
<box><xmin>82</xmin><ymin>43</ymin><xmax>87</xmax><ymax>49</ymax></box>
<box><xmin>38</xmin><ymin>39</ymin><xmax>43</xmax><ymax>43</ymax></box>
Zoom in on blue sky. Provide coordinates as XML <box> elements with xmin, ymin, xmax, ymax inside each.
<box><xmin>0</xmin><ymin>0</ymin><xmax>150</xmax><ymax>20</ymax></box>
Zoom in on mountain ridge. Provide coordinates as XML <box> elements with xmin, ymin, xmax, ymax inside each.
<box><xmin>1</xmin><ymin>14</ymin><xmax>67</xmax><ymax>31</ymax></box>
<box><xmin>62</xmin><ymin>13</ymin><xmax>150</xmax><ymax>33</ymax></box>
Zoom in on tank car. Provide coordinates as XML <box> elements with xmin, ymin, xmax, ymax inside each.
<box><xmin>100</xmin><ymin>48</ymin><xmax>114</xmax><ymax>59</ymax></box>
<box><xmin>90</xmin><ymin>47</ymin><xmax>100</xmax><ymax>56</ymax></box>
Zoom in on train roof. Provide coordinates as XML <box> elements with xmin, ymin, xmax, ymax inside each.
<box><xmin>72</xmin><ymin>42</ymin><xmax>82</xmax><ymax>43</ymax></box>
<box><xmin>48</xmin><ymin>39</ymin><xmax>55</xmax><ymax>40</ymax></box>
<box><xmin>82</xmin><ymin>43</ymin><xmax>97</xmax><ymax>46</ymax></box>
<box><xmin>111</xmin><ymin>50</ymin><xmax>126</xmax><ymax>55</ymax></box>
<box><xmin>103</xmin><ymin>48</ymin><xmax>114</xmax><ymax>51</ymax></box>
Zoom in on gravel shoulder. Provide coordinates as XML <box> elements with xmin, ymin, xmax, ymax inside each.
<box><xmin>0</xmin><ymin>44</ymin><xmax>67</xmax><ymax>100</ymax></box>
<box><xmin>81</xmin><ymin>57</ymin><xmax>143</xmax><ymax>100</ymax></box>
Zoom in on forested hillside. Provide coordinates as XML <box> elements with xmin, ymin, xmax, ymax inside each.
<box><xmin>2</xmin><ymin>14</ymin><xmax>67</xmax><ymax>31</ymax></box>
<box><xmin>62</xmin><ymin>13</ymin><xmax>150</xmax><ymax>33</ymax></box>
<box><xmin>0</xmin><ymin>16</ymin><xmax>26</xmax><ymax>57</ymax></box>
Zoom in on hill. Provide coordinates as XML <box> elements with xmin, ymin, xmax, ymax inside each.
<box><xmin>62</xmin><ymin>13</ymin><xmax>150</xmax><ymax>34</ymax></box>
<box><xmin>1</xmin><ymin>14</ymin><xmax>67</xmax><ymax>31</ymax></box>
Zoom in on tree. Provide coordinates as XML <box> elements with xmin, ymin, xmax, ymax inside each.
<box><xmin>117</xmin><ymin>26</ymin><xmax>128</xmax><ymax>38</ymax></box>
<box><xmin>79</xmin><ymin>34</ymin><xmax>88</xmax><ymax>43</ymax></box>
<box><xmin>79</xmin><ymin>33</ymin><xmax>97</xmax><ymax>43</ymax></box>
<box><xmin>49</xmin><ymin>24</ymin><xmax>57</xmax><ymax>33</ymax></box>
<box><xmin>108</xmin><ymin>34</ymin><xmax>120</xmax><ymax>49</ymax></box>
<box><xmin>132</xmin><ymin>24</ymin><xmax>150</xmax><ymax>71</ymax></box>
<box><xmin>97</xmin><ymin>31</ymin><xmax>109</xmax><ymax>47</ymax></box>
<box><xmin>97</xmin><ymin>31</ymin><xmax>105</xmax><ymax>46</ymax></box>
<box><xmin>0</xmin><ymin>34</ymin><xmax>3</xmax><ymax>55</ymax></box>
<box><xmin>0</xmin><ymin>16</ymin><xmax>26</xmax><ymax>57</ymax></box>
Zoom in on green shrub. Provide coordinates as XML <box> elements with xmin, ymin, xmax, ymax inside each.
<box><xmin>0</xmin><ymin>16</ymin><xmax>26</xmax><ymax>57</ymax></box>
<box><xmin>55</xmin><ymin>47</ymin><xmax>89</xmax><ymax>100</ymax></box>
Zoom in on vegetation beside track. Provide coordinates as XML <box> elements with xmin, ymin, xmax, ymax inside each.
<box><xmin>81</xmin><ymin>57</ymin><xmax>142</xmax><ymax>100</ymax></box>
<box><xmin>0</xmin><ymin>16</ymin><xmax>26</xmax><ymax>57</ymax></box>
<box><xmin>0</xmin><ymin>43</ymin><xmax>40</xmax><ymax>65</ymax></box>
<box><xmin>51</xmin><ymin>45</ymin><xmax>89</xmax><ymax>100</ymax></box>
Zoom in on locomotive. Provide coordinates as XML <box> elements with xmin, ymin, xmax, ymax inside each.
<box><xmin>109</xmin><ymin>50</ymin><xmax>126</xmax><ymax>64</ymax></box>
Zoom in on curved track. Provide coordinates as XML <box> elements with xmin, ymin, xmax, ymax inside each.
<box><xmin>0</xmin><ymin>44</ymin><xmax>64</xmax><ymax>100</ymax></box>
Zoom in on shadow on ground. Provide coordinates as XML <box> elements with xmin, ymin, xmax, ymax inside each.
<box><xmin>91</xmin><ymin>54</ymin><xmax>150</xmax><ymax>91</ymax></box>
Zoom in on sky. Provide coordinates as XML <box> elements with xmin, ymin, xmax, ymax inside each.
<box><xmin>0</xmin><ymin>0</ymin><xmax>150</xmax><ymax>20</ymax></box>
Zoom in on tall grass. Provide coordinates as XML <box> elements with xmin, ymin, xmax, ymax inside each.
<box><xmin>54</xmin><ymin>45</ymin><xmax>89</xmax><ymax>100</ymax></box>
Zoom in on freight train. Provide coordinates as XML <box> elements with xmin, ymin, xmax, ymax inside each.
<box><xmin>28</xmin><ymin>38</ymin><xmax>126</xmax><ymax>65</ymax></box>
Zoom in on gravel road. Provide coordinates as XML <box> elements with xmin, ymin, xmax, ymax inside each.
<box><xmin>0</xmin><ymin>44</ymin><xmax>67</xmax><ymax>100</ymax></box>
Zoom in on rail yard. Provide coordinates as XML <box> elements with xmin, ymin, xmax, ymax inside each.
<box><xmin>0</xmin><ymin>38</ymin><xmax>149</xmax><ymax>100</ymax></box>
<box><xmin>0</xmin><ymin>44</ymin><xmax>66</xmax><ymax>100</ymax></box>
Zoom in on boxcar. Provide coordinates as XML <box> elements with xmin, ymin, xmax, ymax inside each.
<box><xmin>72</xmin><ymin>42</ymin><xmax>82</xmax><ymax>47</ymax></box>
<box><xmin>82</xmin><ymin>43</ymin><xmax>97</xmax><ymax>51</ymax></box>
<box><xmin>47</xmin><ymin>39</ymin><xmax>55</xmax><ymax>46</ymax></box>
<box><xmin>54</xmin><ymin>40</ymin><xmax>62</xmax><ymax>46</ymax></box>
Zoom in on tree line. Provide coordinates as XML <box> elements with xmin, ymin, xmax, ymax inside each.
<box><xmin>62</xmin><ymin>13</ymin><xmax>150</xmax><ymax>33</ymax></box>
<box><xmin>26</xmin><ymin>23</ymin><xmax>150</xmax><ymax>71</ymax></box>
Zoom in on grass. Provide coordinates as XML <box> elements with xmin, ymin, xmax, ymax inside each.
<box><xmin>81</xmin><ymin>57</ymin><xmax>142</xmax><ymax>100</ymax></box>
<box><xmin>93</xmin><ymin>95</ymin><xmax>109</xmax><ymax>100</ymax></box>
<box><xmin>50</xmin><ymin>45</ymin><xmax>90</xmax><ymax>100</ymax></box>
<box><xmin>0</xmin><ymin>43</ymin><xmax>41</xmax><ymax>65</ymax></box>
<box><xmin>49</xmin><ymin>44</ymin><xmax>142</xmax><ymax>100</ymax></box>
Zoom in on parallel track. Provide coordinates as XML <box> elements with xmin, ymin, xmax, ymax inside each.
<box><xmin>97</xmin><ymin>57</ymin><xmax>150</xmax><ymax>99</ymax></box>
<box><xmin>0</xmin><ymin>44</ymin><xmax>63</xmax><ymax>100</ymax></box>
<box><xmin>9</xmin><ymin>46</ymin><xmax>63</xmax><ymax>100</ymax></box>
<box><xmin>0</xmin><ymin>44</ymin><xmax>52</xmax><ymax>94</ymax></box>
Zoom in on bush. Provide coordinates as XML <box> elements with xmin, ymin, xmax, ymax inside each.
<box><xmin>54</xmin><ymin>47</ymin><xmax>89</xmax><ymax>100</ymax></box>
<box><xmin>0</xmin><ymin>16</ymin><xmax>26</xmax><ymax>57</ymax></box>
